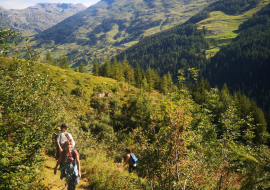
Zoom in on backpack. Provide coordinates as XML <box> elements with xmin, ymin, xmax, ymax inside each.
<box><xmin>60</xmin><ymin>150</ymin><xmax>76</xmax><ymax>169</ymax></box>
<box><xmin>130</xmin><ymin>153</ymin><xmax>138</xmax><ymax>164</ymax></box>
<box><xmin>60</xmin><ymin>150</ymin><xmax>78</xmax><ymax>179</ymax></box>
<box><xmin>54</xmin><ymin>134</ymin><xmax>58</xmax><ymax>145</ymax></box>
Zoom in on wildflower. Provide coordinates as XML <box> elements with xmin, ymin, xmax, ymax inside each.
<box><xmin>121</xmin><ymin>163</ymin><xmax>123</xmax><ymax>166</ymax></box>
<box><xmin>105</xmin><ymin>165</ymin><xmax>108</xmax><ymax>168</ymax></box>
<box><xmin>28</xmin><ymin>117</ymin><xmax>31</xmax><ymax>121</ymax></box>
<box><xmin>115</xmin><ymin>162</ymin><xmax>118</xmax><ymax>165</ymax></box>
<box><xmin>85</xmin><ymin>153</ymin><xmax>87</xmax><ymax>155</ymax></box>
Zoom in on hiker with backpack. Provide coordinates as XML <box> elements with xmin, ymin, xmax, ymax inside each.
<box><xmin>124</xmin><ymin>148</ymin><xmax>138</xmax><ymax>173</ymax></box>
<box><xmin>57</xmin><ymin>123</ymin><xmax>75</xmax><ymax>154</ymax></box>
<box><xmin>52</xmin><ymin>127</ymin><xmax>61</xmax><ymax>160</ymax></box>
<box><xmin>54</xmin><ymin>141</ymin><xmax>81</xmax><ymax>190</ymax></box>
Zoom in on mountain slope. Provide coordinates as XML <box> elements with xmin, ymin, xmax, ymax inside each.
<box><xmin>0</xmin><ymin>3</ymin><xmax>87</xmax><ymax>36</ymax></box>
<box><xmin>31</xmin><ymin>0</ymin><xmax>217</xmax><ymax>65</ymax></box>
<box><xmin>203</xmin><ymin>3</ymin><xmax>270</xmax><ymax>112</ymax></box>
<box><xmin>116</xmin><ymin>0</ymin><xmax>267</xmax><ymax>76</ymax></box>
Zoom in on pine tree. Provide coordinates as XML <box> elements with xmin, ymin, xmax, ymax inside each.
<box><xmin>45</xmin><ymin>51</ymin><xmax>54</xmax><ymax>65</ymax></box>
<box><xmin>93</xmin><ymin>58</ymin><xmax>99</xmax><ymax>76</ymax></box>
<box><xmin>135</xmin><ymin>63</ymin><xmax>142</xmax><ymax>88</ymax></box>
<box><xmin>117</xmin><ymin>60</ymin><xmax>125</xmax><ymax>82</ymax></box>
<box><xmin>79</xmin><ymin>62</ymin><xmax>85</xmax><ymax>73</ymax></box>
<box><xmin>104</xmin><ymin>58</ymin><xmax>111</xmax><ymax>77</ymax></box>
<box><xmin>123</xmin><ymin>57</ymin><xmax>133</xmax><ymax>84</ymax></box>
<box><xmin>58</xmin><ymin>55</ymin><xmax>69</xmax><ymax>69</ymax></box>
<box><xmin>177</xmin><ymin>69</ymin><xmax>186</xmax><ymax>89</ymax></box>
<box><xmin>161</xmin><ymin>74</ymin><xmax>168</xmax><ymax>94</ymax></box>
<box><xmin>250</xmin><ymin>101</ymin><xmax>267</xmax><ymax>144</ymax></box>
<box><xmin>167</xmin><ymin>71</ymin><xmax>173</xmax><ymax>93</ymax></box>
<box><xmin>111</xmin><ymin>57</ymin><xmax>119</xmax><ymax>80</ymax></box>
<box><xmin>153</xmin><ymin>70</ymin><xmax>161</xmax><ymax>90</ymax></box>
<box><xmin>74</xmin><ymin>67</ymin><xmax>78</xmax><ymax>72</ymax></box>
<box><xmin>146</xmin><ymin>68</ymin><xmax>154</xmax><ymax>94</ymax></box>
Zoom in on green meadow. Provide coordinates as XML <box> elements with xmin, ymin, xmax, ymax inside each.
<box><xmin>197</xmin><ymin>0</ymin><xmax>270</xmax><ymax>58</ymax></box>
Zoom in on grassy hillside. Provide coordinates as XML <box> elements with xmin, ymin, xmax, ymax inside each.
<box><xmin>197</xmin><ymin>0</ymin><xmax>270</xmax><ymax>57</ymax></box>
<box><xmin>1</xmin><ymin>54</ymin><xmax>270</xmax><ymax>189</ymax></box>
<box><xmin>29</xmin><ymin>0</ymin><xmax>218</xmax><ymax>66</ymax></box>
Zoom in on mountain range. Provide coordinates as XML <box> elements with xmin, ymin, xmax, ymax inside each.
<box><xmin>31</xmin><ymin>0</ymin><xmax>217</xmax><ymax>65</ymax></box>
<box><xmin>0</xmin><ymin>3</ymin><xmax>87</xmax><ymax>36</ymax></box>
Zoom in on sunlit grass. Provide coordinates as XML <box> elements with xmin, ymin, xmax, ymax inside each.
<box><xmin>198</xmin><ymin>0</ymin><xmax>270</xmax><ymax>57</ymax></box>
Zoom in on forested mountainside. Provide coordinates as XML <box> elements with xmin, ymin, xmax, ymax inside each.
<box><xmin>204</xmin><ymin>3</ymin><xmax>270</xmax><ymax>113</ymax></box>
<box><xmin>116</xmin><ymin>0</ymin><xmax>270</xmax><ymax>112</ymax></box>
<box><xmin>1</xmin><ymin>30</ymin><xmax>270</xmax><ymax>189</ymax></box>
<box><xmin>31</xmin><ymin>0</ymin><xmax>217</xmax><ymax>66</ymax></box>
<box><xmin>0</xmin><ymin>3</ymin><xmax>86</xmax><ymax>36</ymax></box>
<box><xmin>116</xmin><ymin>0</ymin><xmax>263</xmax><ymax>76</ymax></box>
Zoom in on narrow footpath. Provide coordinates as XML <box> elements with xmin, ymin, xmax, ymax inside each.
<box><xmin>42</xmin><ymin>155</ymin><xmax>90</xmax><ymax>190</ymax></box>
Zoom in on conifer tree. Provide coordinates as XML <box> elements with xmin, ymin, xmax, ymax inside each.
<box><xmin>111</xmin><ymin>57</ymin><xmax>119</xmax><ymax>80</ymax></box>
<box><xmin>74</xmin><ymin>67</ymin><xmax>78</xmax><ymax>72</ymax></box>
<box><xmin>93</xmin><ymin>58</ymin><xmax>99</xmax><ymax>76</ymax></box>
<box><xmin>167</xmin><ymin>71</ymin><xmax>173</xmax><ymax>93</ymax></box>
<box><xmin>153</xmin><ymin>70</ymin><xmax>161</xmax><ymax>90</ymax></box>
<box><xmin>117</xmin><ymin>60</ymin><xmax>125</xmax><ymax>82</ymax></box>
<box><xmin>45</xmin><ymin>51</ymin><xmax>54</xmax><ymax>65</ymax></box>
<box><xmin>250</xmin><ymin>101</ymin><xmax>267</xmax><ymax>144</ymax></box>
<box><xmin>161</xmin><ymin>74</ymin><xmax>168</xmax><ymax>94</ymax></box>
<box><xmin>58</xmin><ymin>55</ymin><xmax>69</xmax><ymax>69</ymax></box>
<box><xmin>103</xmin><ymin>58</ymin><xmax>111</xmax><ymax>77</ymax></box>
<box><xmin>146</xmin><ymin>68</ymin><xmax>154</xmax><ymax>94</ymax></box>
<box><xmin>135</xmin><ymin>63</ymin><xmax>142</xmax><ymax>88</ymax></box>
<box><xmin>79</xmin><ymin>62</ymin><xmax>85</xmax><ymax>73</ymax></box>
<box><xmin>177</xmin><ymin>69</ymin><xmax>186</xmax><ymax>89</ymax></box>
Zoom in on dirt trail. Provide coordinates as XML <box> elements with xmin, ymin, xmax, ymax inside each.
<box><xmin>42</xmin><ymin>155</ymin><xmax>89</xmax><ymax>190</ymax></box>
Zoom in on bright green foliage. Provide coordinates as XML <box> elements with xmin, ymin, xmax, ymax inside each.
<box><xmin>92</xmin><ymin>58</ymin><xmax>99</xmax><ymax>76</ymax></box>
<box><xmin>177</xmin><ymin>69</ymin><xmax>186</xmax><ymax>89</ymax></box>
<box><xmin>57</xmin><ymin>55</ymin><xmax>69</xmax><ymax>69</ymax></box>
<box><xmin>79</xmin><ymin>62</ymin><xmax>85</xmax><ymax>73</ymax></box>
<box><xmin>0</xmin><ymin>29</ymin><xmax>20</xmax><ymax>56</ymax></box>
<box><xmin>0</xmin><ymin>32</ymin><xmax>62</xmax><ymax>189</ymax></box>
<box><xmin>188</xmin><ymin>68</ymin><xmax>200</xmax><ymax>81</ymax></box>
<box><xmin>45</xmin><ymin>51</ymin><xmax>55</xmax><ymax>65</ymax></box>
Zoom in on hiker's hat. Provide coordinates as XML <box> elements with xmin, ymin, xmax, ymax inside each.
<box><xmin>55</xmin><ymin>127</ymin><xmax>61</xmax><ymax>131</ymax></box>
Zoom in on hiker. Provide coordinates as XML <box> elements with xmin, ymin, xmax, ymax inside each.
<box><xmin>124</xmin><ymin>148</ymin><xmax>138</xmax><ymax>173</ymax></box>
<box><xmin>52</xmin><ymin>127</ymin><xmax>61</xmax><ymax>160</ymax></box>
<box><xmin>57</xmin><ymin>123</ymin><xmax>75</xmax><ymax>153</ymax></box>
<box><xmin>54</xmin><ymin>141</ymin><xmax>81</xmax><ymax>190</ymax></box>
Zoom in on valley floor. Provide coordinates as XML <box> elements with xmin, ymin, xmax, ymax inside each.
<box><xmin>42</xmin><ymin>155</ymin><xmax>90</xmax><ymax>190</ymax></box>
